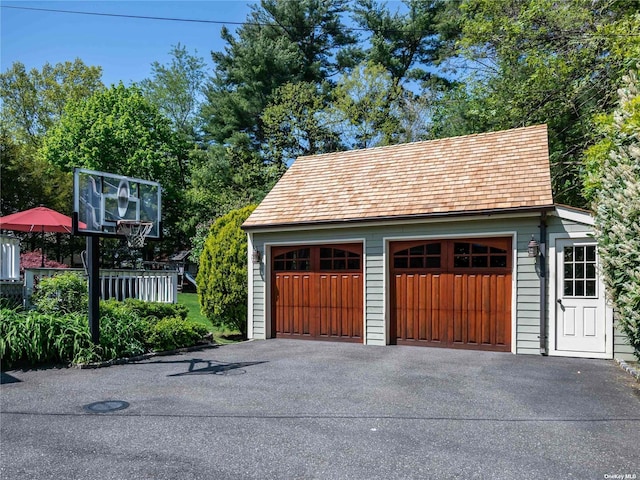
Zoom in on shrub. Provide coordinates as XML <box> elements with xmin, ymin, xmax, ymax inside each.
<box><xmin>146</xmin><ymin>317</ymin><xmax>209</xmax><ymax>352</ymax></box>
<box><xmin>121</xmin><ymin>298</ymin><xmax>188</xmax><ymax>321</ymax></box>
<box><xmin>99</xmin><ymin>301</ymin><xmax>148</xmax><ymax>359</ymax></box>
<box><xmin>1</xmin><ymin>298</ymin><xmax>209</xmax><ymax>369</ymax></box>
<box><xmin>0</xmin><ymin>308</ymin><xmax>95</xmax><ymax>369</ymax></box>
<box><xmin>32</xmin><ymin>271</ymin><xmax>88</xmax><ymax>315</ymax></box>
<box><xmin>197</xmin><ymin>205</ymin><xmax>256</xmax><ymax>336</ymax></box>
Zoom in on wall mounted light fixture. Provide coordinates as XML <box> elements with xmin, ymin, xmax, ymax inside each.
<box><xmin>252</xmin><ymin>247</ymin><xmax>262</xmax><ymax>264</ymax></box>
<box><xmin>527</xmin><ymin>236</ymin><xmax>540</xmax><ymax>258</ymax></box>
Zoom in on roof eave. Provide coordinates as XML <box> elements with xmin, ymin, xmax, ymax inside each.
<box><xmin>242</xmin><ymin>204</ymin><xmax>556</xmax><ymax>231</ymax></box>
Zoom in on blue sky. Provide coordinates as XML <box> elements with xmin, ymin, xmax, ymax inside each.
<box><xmin>1</xmin><ymin>1</ymin><xmax>258</xmax><ymax>86</ymax></box>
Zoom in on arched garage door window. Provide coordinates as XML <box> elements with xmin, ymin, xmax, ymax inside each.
<box><xmin>273</xmin><ymin>248</ymin><xmax>311</xmax><ymax>271</ymax></box>
<box><xmin>273</xmin><ymin>245</ymin><xmax>361</xmax><ymax>272</ymax></box>
<box><xmin>391</xmin><ymin>238</ymin><xmax>510</xmax><ymax>273</ymax></box>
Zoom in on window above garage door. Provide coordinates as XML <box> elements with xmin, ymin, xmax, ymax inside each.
<box><xmin>273</xmin><ymin>244</ymin><xmax>362</xmax><ymax>272</ymax></box>
<box><xmin>391</xmin><ymin>238</ymin><xmax>511</xmax><ymax>273</ymax></box>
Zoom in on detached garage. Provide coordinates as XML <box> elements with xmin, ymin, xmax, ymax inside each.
<box><xmin>243</xmin><ymin>125</ymin><xmax>635</xmax><ymax>360</ymax></box>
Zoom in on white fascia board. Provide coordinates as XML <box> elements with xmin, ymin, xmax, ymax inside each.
<box><xmin>551</xmin><ymin>205</ymin><xmax>595</xmax><ymax>226</ymax></box>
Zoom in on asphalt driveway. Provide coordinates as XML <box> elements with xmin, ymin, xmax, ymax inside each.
<box><xmin>1</xmin><ymin>339</ymin><xmax>639</xmax><ymax>480</ymax></box>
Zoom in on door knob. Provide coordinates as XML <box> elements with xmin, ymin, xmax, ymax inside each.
<box><xmin>557</xmin><ymin>299</ymin><xmax>563</xmax><ymax>305</ymax></box>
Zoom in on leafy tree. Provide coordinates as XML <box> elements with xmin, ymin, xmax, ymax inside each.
<box><xmin>194</xmin><ymin>1</ymin><xmax>359</xmax><ymax>246</ymax></box>
<box><xmin>140</xmin><ymin>44</ymin><xmax>207</xmax><ymax>141</ymax></box>
<box><xmin>351</xmin><ymin>0</ymin><xmax>453</xmax><ymax>143</ymax></box>
<box><xmin>585</xmin><ymin>68</ymin><xmax>640</xmax><ymax>359</ymax></box>
<box><xmin>328</xmin><ymin>61</ymin><xmax>404</xmax><ymax>149</ymax></box>
<box><xmin>202</xmin><ymin>0</ymin><xmax>357</xmax><ymax>147</ymax></box>
<box><xmin>262</xmin><ymin>81</ymin><xmax>341</xmax><ymax>165</ymax></box>
<box><xmin>352</xmin><ymin>0</ymin><xmax>448</xmax><ymax>86</ymax></box>
<box><xmin>41</xmin><ymin>83</ymin><xmax>188</xmax><ymax>250</ymax></box>
<box><xmin>183</xmin><ymin>134</ymin><xmax>282</xmax><ymax>238</ymax></box>
<box><xmin>0</xmin><ymin>59</ymin><xmax>102</xmax><ymax>217</ymax></box>
<box><xmin>20</xmin><ymin>250</ymin><xmax>68</xmax><ymax>272</ymax></box>
<box><xmin>196</xmin><ymin>205</ymin><xmax>257</xmax><ymax>336</ymax></box>
<box><xmin>0</xmin><ymin>59</ymin><xmax>103</xmax><ymax>147</ymax></box>
<box><xmin>432</xmin><ymin>1</ymin><xmax>640</xmax><ymax>206</ymax></box>
<box><xmin>42</xmin><ymin>83</ymin><xmax>181</xmax><ymax>179</ymax></box>
<box><xmin>0</xmin><ymin>132</ymin><xmax>72</xmax><ymax>215</ymax></box>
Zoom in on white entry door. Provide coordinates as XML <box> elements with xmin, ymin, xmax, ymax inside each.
<box><xmin>552</xmin><ymin>239</ymin><xmax>610</xmax><ymax>358</ymax></box>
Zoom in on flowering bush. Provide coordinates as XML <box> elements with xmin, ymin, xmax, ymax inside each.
<box><xmin>586</xmin><ymin>67</ymin><xmax>640</xmax><ymax>360</ymax></box>
<box><xmin>20</xmin><ymin>250</ymin><xmax>68</xmax><ymax>273</ymax></box>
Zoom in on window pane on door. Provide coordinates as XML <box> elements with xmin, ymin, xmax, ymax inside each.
<box><xmin>564</xmin><ymin>264</ymin><xmax>573</xmax><ymax>279</ymax></box>
<box><xmin>564</xmin><ymin>281</ymin><xmax>574</xmax><ymax>296</ymax></box>
<box><xmin>563</xmin><ymin>245</ymin><xmax>597</xmax><ymax>298</ymax></box>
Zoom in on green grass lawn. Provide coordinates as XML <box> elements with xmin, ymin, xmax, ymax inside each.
<box><xmin>177</xmin><ymin>292</ymin><xmax>210</xmax><ymax>327</ymax></box>
<box><xmin>177</xmin><ymin>293</ymin><xmax>242</xmax><ymax>344</ymax></box>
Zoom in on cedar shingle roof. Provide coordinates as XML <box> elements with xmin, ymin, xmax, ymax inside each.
<box><xmin>243</xmin><ymin>125</ymin><xmax>554</xmax><ymax>229</ymax></box>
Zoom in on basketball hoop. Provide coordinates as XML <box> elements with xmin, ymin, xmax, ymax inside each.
<box><xmin>116</xmin><ymin>220</ymin><xmax>153</xmax><ymax>249</ymax></box>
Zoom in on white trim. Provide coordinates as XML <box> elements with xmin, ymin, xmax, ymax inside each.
<box><xmin>261</xmin><ymin>238</ymin><xmax>367</xmax><ymax>345</ymax></box>
<box><xmin>263</xmin><ymin>238</ymin><xmax>366</xmax><ymax>247</ymax></box>
<box><xmin>362</xmin><ymin>239</ymin><xmax>368</xmax><ymax>345</ymax></box>
<box><xmin>548</xmin><ymin>233</ymin><xmax>613</xmax><ymax>359</ymax></box>
<box><xmin>383</xmin><ymin>231</ymin><xmax>518</xmax><ymax>352</ymax></box>
<box><xmin>246</xmin><ymin>211</ymin><xmax>543</xmax><ymax>234</ymax></box>
<box><xmin>511</xmin><ymin>233</ymin><xmax>518</xmax><ymax>354</ymax></box>
<box><xmin>247</xmin><ymin>232</ymin><xmax>254</xmax><ymax>339</ymax></box>
<box><xmin>552</xmin><ymin>206</ymin><xmax>595</xmax><ymax>226</ymax></box>
<box><xmin>264</xmin><ymin>244</ymin><xmax>271</xmax><ymax>340</ymax></box>
<box><xmin>382</xmin><ymin>241</ymin><xmax>388</xmax><ymax>346</ymax></box>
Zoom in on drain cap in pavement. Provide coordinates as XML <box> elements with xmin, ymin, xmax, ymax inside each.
<box><xmin>83</xmin><ymin>400</ymin><xmax>130</xmax><ymax>413</ymax></box>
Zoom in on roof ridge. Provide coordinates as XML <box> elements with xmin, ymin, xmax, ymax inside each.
<box><xmin>295</xmin><ymin>124</ymin><xmax>548</xmax><ymax>163</ymax></box>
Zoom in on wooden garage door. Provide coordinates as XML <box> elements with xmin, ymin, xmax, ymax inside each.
<box><xmin>272</xmin><ymin>244</ymin><xmax>363</xmax><ymax>342</ymax></box>
<box><xmin>390</xmin><ymin>238</ymin><xmax>512</xmax><ymax>351</ymax></box>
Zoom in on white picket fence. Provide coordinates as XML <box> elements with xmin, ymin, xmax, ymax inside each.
<box><xmin>23</xmin><ymin>268</ymin><xmax>178</xmax><ymax>306</ymax></box>
<box><xmin>0</xmin><ymin>235</ymin><xmax>20</xmax><ymax>281</ymax></box>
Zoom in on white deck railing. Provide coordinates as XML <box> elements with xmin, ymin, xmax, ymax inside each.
<box><xmin>23</xmin><ymin>268</ymin><xmax>178</xmax><ymax>306</ymax></box>
<box><xmin>0</xmin><ymin>235</ymin><xmax>20</xmax><ymax>281</ymax></box>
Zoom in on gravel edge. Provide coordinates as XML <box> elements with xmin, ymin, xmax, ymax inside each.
<box><xmin>615</xmin><ymin>358</ymin><xmax>640</xmax><ymax>382</ymax></box>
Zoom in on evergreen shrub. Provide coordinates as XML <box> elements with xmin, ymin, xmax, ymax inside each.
<box><xmin>196</xmin><ymin>205</ymin><xmax>256</xmax><ymax>336</ymax></box>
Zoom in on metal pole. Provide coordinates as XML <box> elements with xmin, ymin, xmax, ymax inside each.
<box><xmin>41</xmin><ymin>227</ymin><xmax>45</xmax><ymax>267</ymax></box>
<box><xmin>87</xmin><ymin>236</ymin><xmax>100</xmax><ymax>344</ymax></box>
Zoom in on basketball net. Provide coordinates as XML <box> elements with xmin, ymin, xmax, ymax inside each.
<box><xmin>116</xmin><ymin>220</ymin><xmax>153</xmax><ymax>249</ymax></box>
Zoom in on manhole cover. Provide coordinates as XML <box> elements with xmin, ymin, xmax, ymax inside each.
<box><xmin>83</xmin><ymin>400</ymin><xmax>130</xmax><ymax>413</ymax></box>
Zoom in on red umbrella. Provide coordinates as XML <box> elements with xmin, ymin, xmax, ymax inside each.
<box><xmin>0</xmin><ymin>206</ymin><xmax>85</xmax><ymax>267</ymax></box>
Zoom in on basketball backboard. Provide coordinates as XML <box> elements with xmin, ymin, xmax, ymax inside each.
<box><xmin>73</xmin><ymin>168</ymin><xmax>161</xmax><ymax>239</ymax></box>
